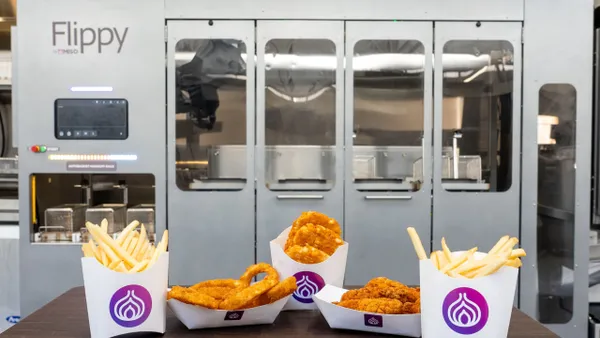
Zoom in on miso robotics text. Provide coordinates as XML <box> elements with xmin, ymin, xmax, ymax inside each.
<box><xmin>52</xmin><ymin>21</ymin><xmax>128</xmax><ymax>54</ymax></box>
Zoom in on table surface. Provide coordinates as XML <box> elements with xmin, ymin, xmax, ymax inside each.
<box><xmin>1</xmin><ymin>287</ymin><xmax>558</xmax><ymax>337</ymax></box>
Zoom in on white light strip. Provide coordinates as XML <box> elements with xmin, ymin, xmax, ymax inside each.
<box><xmin>70</xmin><ymin>86</ymin><xmax>114</xmax><ymax>92</ymax></box>
<box><xmin>48</xmin><ymin>154</ymin><xmax>137</xmax><ymax>161</ymax></box>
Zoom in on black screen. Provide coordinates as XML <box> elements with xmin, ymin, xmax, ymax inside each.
<box><xmin>55</xmin><ymin>99</ymin><xmax>128</xmax><ymax>140</ymax></box>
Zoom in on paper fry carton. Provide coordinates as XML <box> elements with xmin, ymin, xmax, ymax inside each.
<box><xmin>168</xmin><ymin>294</ymin><xmax>290</xmax><ymax>329</ymax></box>
<box><xmin>270</xmin><ymin>226</ymin><xmax>349</xmax><ymax>310</ymax></box>
<box><xmin>81</xmin><ymin>253</ymin><xmax>169</xmax><ymax>338</ymax></box>
<box><xmin>420</xmin><ymin>252</ymin><xmax>519</xmax><ymax>338</ymax></box>
<box><xmin>314</xmin><ymin>285</ymin><xmax>422</xmax><ymax>337</ymax></box>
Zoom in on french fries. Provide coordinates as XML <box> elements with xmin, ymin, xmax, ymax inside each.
<box><xmin>406</xmin><ymin>227</ymin><xmax>526</xmax><ymax>279</ymax></box>
<box><xmin>81</xmin><ymin>218</ymin><xmax>168</xmax><ymax>273</ymax></box>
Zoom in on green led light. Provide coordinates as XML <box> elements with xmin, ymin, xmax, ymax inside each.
<box><xmin>40</xmin><ymin>146</ymin><xmax>47</xmax><ymax>153</ymax></box>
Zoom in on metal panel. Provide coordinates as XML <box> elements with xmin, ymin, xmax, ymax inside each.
<box><xmin>165</xmin><ymin>0</ymin><xmax>523</xmax><ymax>21</ymax></box>
<box><xmin>521</xmin><ymin>0</ymin><xmax>592</xmax><ymax>336</ymax></box>
<box><xmin>167</xmin><ymin>20</ymin><xmax>256</xmax><ymax>285</ymax></box>
<box><xmin>16</xmin><ymin>0</ymin><xmax>166</xmax><ymax>315</ymax></box>
<box><xmin>256</xmin><ymin>21</ymin><xmax>344</xmax><ymax>262</ymax></box>
<box><xmin>344</xmin><ymin>21</ymin><xmax>433</xmax><ymax>285</ymax></box>
<box><xmin>10</xmin><ymin>26</ymin><xmax>16</xmax><ymax>148</ymax></box>
<box><xmin>432</xmin><ymin>22</ymin><xmax>522</xmax><ymax>266</ymax></box>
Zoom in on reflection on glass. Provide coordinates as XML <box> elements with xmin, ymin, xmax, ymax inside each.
<box><xmin>352</xmin><ymin>40</ymin><xmax>425</xmax><ymax>192</ymax></box>
<box><xmin>174</xmin><ymin>39</ymin><xmax>247</xmax><ymax>191</ymax></box>
<box><xmin>536</xmin><ymin>84</ymin><xmax>576</xmax><ymax>324</ymax></box>
<box><xmin>264</xmin><ymin>39</ymin><xmax>336</xmax><ymax>191</ymax></box>
<box><xmin>30</xmin><ymin>173</ymin><xmax>155</xmax><ymax>244</ymax></box>
<box><xmin>441</xmin><ymin>40</ymin><xmax>514</xmax><ymax>192</ymax></box>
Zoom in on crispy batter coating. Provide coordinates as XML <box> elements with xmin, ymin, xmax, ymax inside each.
<box><xmin>219</xmin><ymin>279</ymin><xmax>278</xmax><ymax>310</ymax></box>
<box><xmin>334</xmin><ymin>298</ymin><xmax>406</xmax><ymax>314</ymax></box>
<box><xmin>191</xmin><ymin>286</ymin><xmax>240</xmax><ymax>300</ymax></box>
<box><xmin>258</xmin><ymin>276</ymin><xmax>297</xmax><ymax>304</ymax></box>
<box><xmin>190</xmin><ymin>278</ymin><xmax>247</xmax><ymax>289</ymax></box>
<box><xmin>292</xmin><ymin>223</ymin><xmax>343</xmax><ymax>255</ymax></box>
<box><xmin>284</xmin><ymin>244</ymin><xmax>330</xmax><ymax>264</ymax></box>
<box><xmin>285</xmin><ymin>211</ymin><xmax>341</xmax><ymax>251</ymax></box>
<box><xmin>239</xmin><ymin>262</ymin><xmax>279</xmax><ymax>285</ymax></box>
<box><xmin>334</xmin><ymin>277</ymin><xmax>421</xmax><ymax>315</ymax></box>
<box><xmin>167</xmin><ymin>286</ymin><xmax>220</xmax><ymax>309</ymax></box>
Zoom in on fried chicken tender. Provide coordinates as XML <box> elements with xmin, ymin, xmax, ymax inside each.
<box><xmin>292</xmin><ymin>223</ymin><xmax>343</xmax><ymax>255</ymax></box>
<box><xmin>285</xmin><ymin>211</ymin><xmax>341</xmax><ymax>250</ymax></box>
<box><xmin>191</xmin><ymin>286</ymin><xmax>240</xmax><ymax>300</ymax></box>
<box><xmin>167</xmin><ymin>286</ymin><xmax>220</xmax><ymax>309</ymax></box>
<box><xmin>239</xmin><ymin>262</ymin><xmax>279</xmax><ymax>285</ymax></box>
<box><xmin>334</xmin><ymin>277</ymin><xmax>421</xmax><ymax>314</ymax></box>
<box><xmin>334</xmin><ymin>298</ymin><xmax>406</xmax><ymax>314</ymax></box>
<box><xmin>190</xmin><ymin>278</ymin><xmax>247</xmax><ymax>290</ymax></box>
<box><xmin>219</xmin><ymin>279</ymin><xmax>278</xmax><ymax>310</ymax></box>
<box><xmin>285</xmin><ymin>244</ymin><xmax>330</xmax><ymax>264</ymax></box>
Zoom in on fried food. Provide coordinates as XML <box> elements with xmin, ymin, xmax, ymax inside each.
<box><xmin>219</xmin><ymin>279</ymin><xmax>278</xmax><ymax>310</ymax></box>
<box><xmin>258</xmin><ymin>276</ymin><xmax>297</xmax><ymax>304</ymax></box>
<box><xmin>285</xmin><ymin>244</ymin><xmax>330</xmax><ymax>264</ymax></box>
<box><xmin>167</xmin><ymin>286</ymin><xmax>220</xmax><ymax>309</ymax></box>
<box><xmin>283</xmin><ymin>211</ymin><xmax>343</xmax><ymax>264</ymax></box>
<box><xmin>239</xmin><ymin>262</ymin><xmax>279</xmax><ymax>285</ymax></box>
<box><xmin>292</xmin><ymin>223</ymin><xmax>344</xmax><ymax>255</ymax></box>
<box><xmin>168</xmin><ymin>263</ymin><xmax>294</xmax><ymax>311</ymax></box>
<box><xmin>190</xmin><ymin>279</ymin><xmax>247</xmax><ymax>289</ymax></box>
<box><xmin>333</xmin><ymin>277</ymin><xmax>420</xmax><ymax>315</ymax></box>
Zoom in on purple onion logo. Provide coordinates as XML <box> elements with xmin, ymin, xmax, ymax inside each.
<box><xmin>442</xmin><ymin>287</ymin><xmax>489</xmax><ymax>335</ymax></box>
<box><xmin>109</xmin><ymin>284</ymin><xmax>152</xmax><ymax>328</ymax></box>
<box><xmin>292</xmin><ymin>271</ymin><xmax>325</xmax><ymax>304</ymax></box>
<box><xmin>224</xmin><ymin>311</ymin><xmax>244</xmax><ymax>321</ymax></box>
<box><xmin>364</xmin><ymin>314</ymin><xmax>383</xmax><ymax>327</ymax></box>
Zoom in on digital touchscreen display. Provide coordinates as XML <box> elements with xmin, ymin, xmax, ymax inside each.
<box><xmin>55</xmin><ymin>99</ymin><xmax>128</xmax><ymax>140</ymax></box>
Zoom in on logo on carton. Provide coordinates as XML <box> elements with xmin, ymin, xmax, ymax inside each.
<box><xmin>442</xmin><ymin>287</ymin><xmax>489</xmax><ymax>335</ymax></box>
<box><xmin>364</xmin><ymin>314</ymin><xmax>383</xmax><ymax>328</ymax></box>
<box><xmin>52</xmin><ymin>21</ymin><xmax>129</xmax><ymax>54</ymax></box>
<box><xmin>292</xmin><ymin>271</ymin><xmax>325</xmax><ymax>304</ymax></box>
<box><xmin>109</xmin><ymin>284</ymin><xmax>152</xmax><ymax>328</ymax></box>
<box><xmin>5</xmin><ymin>315</ymin><xmax>20</xmax><ymax>324</ymax></box>
<box><xmin>224</xmin><ymin>311</ymin><xmax>244</xmax><ymax>321</ymax></box>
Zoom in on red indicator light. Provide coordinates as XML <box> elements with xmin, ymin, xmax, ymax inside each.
<box><xmin>30</xmin><ymin>145</ymin><xmax>40</xmax><ymax>153</ymax></box>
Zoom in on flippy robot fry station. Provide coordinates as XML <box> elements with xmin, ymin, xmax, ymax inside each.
<box><xmin>13</xmin><ymin>0</ymin><xmax>592</xmax><ymax>336</ymax></box>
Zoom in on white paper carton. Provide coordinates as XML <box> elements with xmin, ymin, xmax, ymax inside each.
<box><xmin>168</xmin><ymin>294</ymin><xmax>290</xmax><ymax>329</ymax></box>
<box><xmin>420</xmin><ymin>252</ymin><xmax>519</xmax><ymax>338</ymax></box>
<box><xmin>270</xmin><ymin>226</ymin><xmax>349</xmax><ymax>310</ymax></box>
<box><xmin>81</xmin><ymin>253</ymin><xmax>169</xmax><ymax>338</ymax></box>
<box><xmin>314</xmin><ymin>285</ymin><xmax>422</xmax><ymax>337</ymax></box>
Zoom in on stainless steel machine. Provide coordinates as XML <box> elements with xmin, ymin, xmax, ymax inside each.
<box><xmin>14</xmin><ymin>0</ymin><xmax>592</xmax><ymax>337</ymax></box>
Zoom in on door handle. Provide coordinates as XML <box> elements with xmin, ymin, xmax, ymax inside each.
<box><xmin>277</xmin><ymin>195</ymin><xmax>324</xmax><ymax>200</ymax></box>
<box><xmin>364</xmin><ymin>195</ymin><xmax>412</xmax><ymax>200</ymax></box>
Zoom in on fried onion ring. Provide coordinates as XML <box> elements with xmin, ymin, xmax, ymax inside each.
<box><xmin>192</xmin><ymin>286</ymin><xmax>241</xmax><ymax>300</ymax></box>
<box><xmin>258</xmin><ymin>276</ymin><xmax>297</xmax><ymax>304</ymax></box>
<box><xmin>239</xmin><ymin>262</ymin><xmax>279</xmax><ymax>285</ymax></box>
<box><xmin>190</xmin><ymin>278</ymin><xmax>247</xmax><ymax>289</ymax></box>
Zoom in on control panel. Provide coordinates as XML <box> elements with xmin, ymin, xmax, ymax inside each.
<box><xmin>54</xmin><ymin>99</ymin><xmax>128</xmax><ymax>140</ymax></box>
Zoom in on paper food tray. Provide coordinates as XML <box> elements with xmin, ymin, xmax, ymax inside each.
<box><xmin>270</xmin><ymin>226</ymin><xmax>349</xmax><ymax>310</ymax></box>
<box><xmin>81</xmin><ymin>253</ymin><xmax>169</xmax><ymax>338</ymax></box>
<box><xmin>420</xmin><ymin>251</ymin><xmax>519</xmax><ymax>338</ymax></box>
<box><xmin>313</xmin><ymin>285</ymin><xmax>421</xmax><ymax>337</ymax></box>
<box><xmin>168</xmin><ymin>294</ymin><xmax>291</xmax><ymax>329</ymax></box>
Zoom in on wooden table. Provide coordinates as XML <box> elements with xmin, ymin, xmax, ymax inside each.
<box><xmin>1</xmin><ymin>287</ymin><xmax>558</xmax><ymax>337</ymax></box>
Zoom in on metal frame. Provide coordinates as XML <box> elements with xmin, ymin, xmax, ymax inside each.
<box><xmin>165</xmin><ymin>0</ymin><xmax>523</xmax><ymax>21</ymax></box>
<box><xmin>432</xmin><ymin>21</ymin><xmax>523</xmax><ymax>260</ymax></box>
<box><xmin>255</xmin><ymin>21</ymin><xmax>345</xmax><ymax>262</ymax></box>
<box><xmin>344</xmin><ymin>21</ymin><xmax>433</xmax><ymax>285</ymax></box>
<box><xmin>166</xmin><ymin>20</ymin><xmax>256</xmax><ymax>285</ymax></box>
<box><xmin>521</xmin><ymin>0</ymin><xmax>592</xmax><ymax>336</ymax></box>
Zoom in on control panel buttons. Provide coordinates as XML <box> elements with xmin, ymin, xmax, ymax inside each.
<box><xmin>30</xmin><ymin>145</ymin><xmax>47</xmax><ymax>153</ymax></box>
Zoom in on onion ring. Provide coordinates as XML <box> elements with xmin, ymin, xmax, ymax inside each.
<box><xmin>190</xmin><ymin>278</ymin><xmax>247</xmax><ymax>289</ymax></box>
<box><xmin>258</xmin><ymin>276</ymin><xmax>297</xmax><ymax>304</ymax></box>
<box><xmin>219</xmin><ymin>279</ymin><xmax>278</xmax><ymax>310</ymax></box>
<box><xmin>239</xmin><ymin>262</ymin><xmax>279</xmax><ymax>285</ymax></box>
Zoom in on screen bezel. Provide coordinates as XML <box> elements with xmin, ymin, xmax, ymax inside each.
<box><xmin>54</xmin><ymin>98</ymin><xmax>129</xmax><ymax>140</ymax></box>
